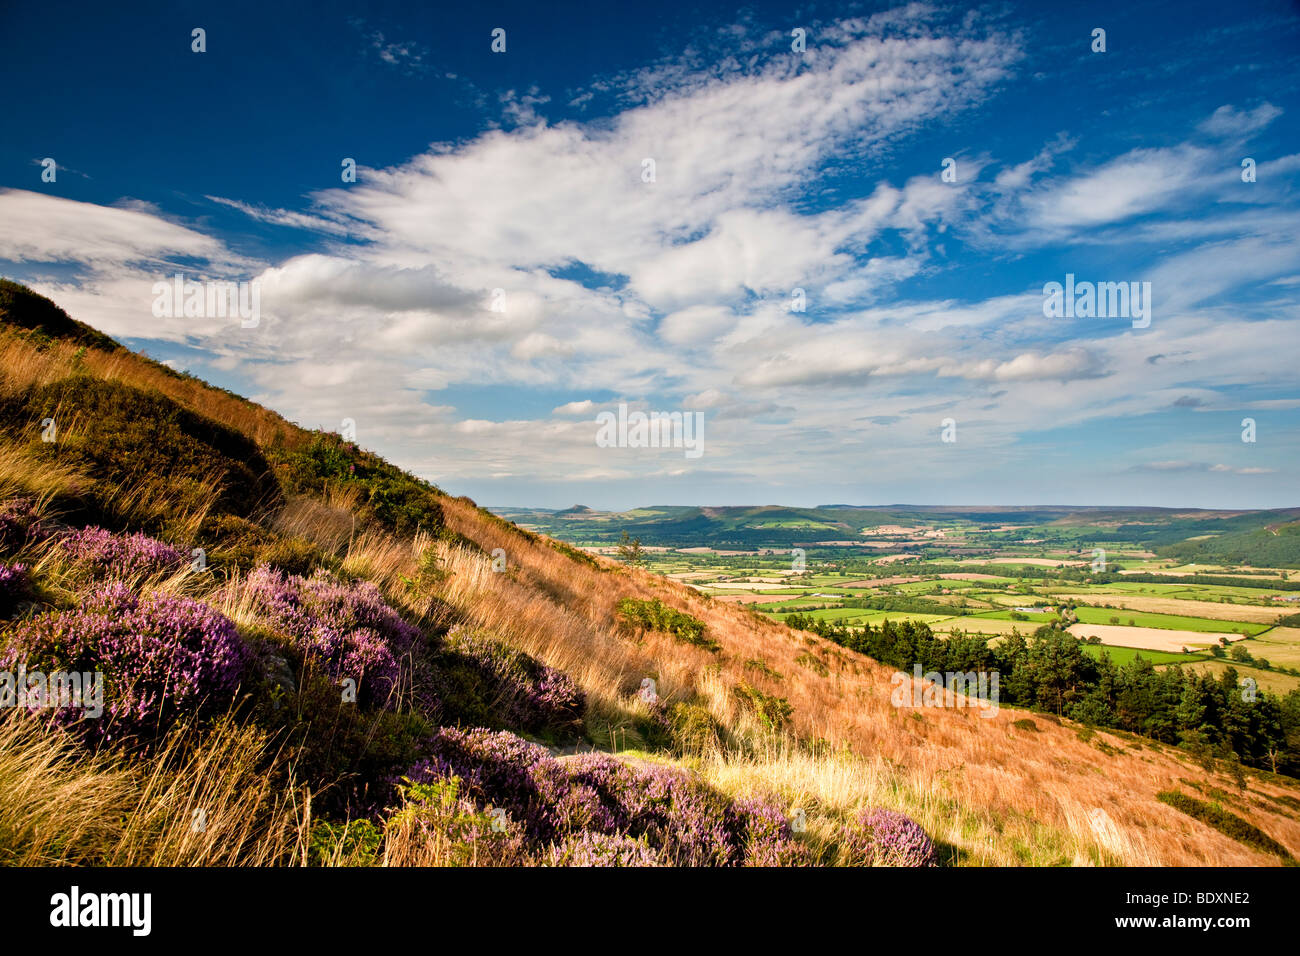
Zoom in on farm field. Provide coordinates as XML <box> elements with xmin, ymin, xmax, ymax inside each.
<box><xmin>1071</xmin><ymin>607</ymin><xmax>1270</xmax><ymax>636</ymax></box>
<box><xmin>502</xmin><ymin>504</ymin><xmax>1300</xmax><ymax>702</ymax></box>
<box><xmin>1181</xmin><ymin>661</ymin><xmax>1300</xmax><ymax>695</ymax></box>
<box><xmin>1082</xmin><ymin>645</ymin><xmax>1209</xmax><ymax>666</ymax></box>
<box><xmin>1069</xmin><ymin>623</ymin><xmax>1241</xmax><ymax>652</ymax></box>
<box><xmin>1046</xmin><ymin>592</ymin><xmax>1289</xmax><ymax>623</ymax></box>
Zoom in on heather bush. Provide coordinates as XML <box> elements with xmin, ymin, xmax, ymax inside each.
<box><xmin>0</xmin><ymin>561</ymin><xmax>31</xmax><ymax>615</ymax></box>
<box><xmin>258</xmin><ymin>665</ymin><xmax>433</xmax><ymax>817</ymax></box>
<box><xmin>0</xmin><ymin>498</ymin><xmax>47</xmax><ymax>554</ymax></box>
<box><xmin>433</xmin><ymin>627</ymin><xmax>585</xmax><ymax>736</ymax></box>
<box><xmin>55</xmin><ymin>526</ymin><xmax>187</xmax><ymax>580</ymax></box>
<box><xmin>384</xmin><ymin>777</ymin><xmax>528</xmax><ymax>866</ymax></box>
<box><xmin>1</xmin><ymin>583</ymin><xmax>249</xmax><ymax>741</ymax></box>
<box><xmin>245</xmin><ymin>566</ymin><xmax>423</xmax><ymax>708</ymax></box>
<box><xmin>841</xmin><ymin>808</ymin><xmax>939</xmax><ymax>867</ymax></box>
<box><xmin>544</xmin><ymin>831</ymin><xmax>661</xmax><ymax>867</ymax></box>
<box><xmin>410</xmin><ymin>728</ymin><xmax>560</xmax><ymax>839</ymax></box>
<box><xmin>408</xmin><ymin>728</ymin><xmax>810</xmax><ymax>866</ymax></box>
<box><xmin>728</xmin><ymin>795</ymin><xmax>813</xmax><ymax>867</ymax></box>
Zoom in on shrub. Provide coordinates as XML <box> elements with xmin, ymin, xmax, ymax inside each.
<box><xmin>0</xmin><ymin>561</ymin><xmax>30</xmax><ymax>615</ymax></box>
<box><xmin>728</xmin><ymin>795</ymin><xmax>813</xmax><ymax>867</ymax></box>
<box><xmin>55</xmin><ymin>526</ymin><xmax>187</xmax><ymax>580</ymax></box>
<box><xmin>199</xmin><ymin>514</ymin><xmax>332</xmax><ymax>576</ymax></box>
<box><xmin>546</xmin><ymin>538</ymin><xmax>603</xmax><ymax>571</ymax></box>
<box><xmin>733</xmin><ymin>682</ymin><xmax>793</xmax><ymax>731</ymax></box>
<box><xmin>616</xmin><ymin>598</ymin><xmax>718</xmax><ymax>651</ymax></box>
<box><xmin>0</xmin><ymin>279</ymin><xmax>119</xmax><ymax>351</ymax></box>
<box><xmin>384</xmin><ymin>777</ymin><xmax>528</xmax><ymax>867</ymax></box>
<box><xmin>1</xmin><ymin>583</ymin><xmax>249</xmax><ymax>742</ymax></box>
<box><xmin>668</xmin><ymin>700</ymin><xmax>726</xmax><ymax>755</ymax></box>
<box><xmin>408</xmin><ymin>728</ymin><xmax>808</xmax><ymax>866</ymax></box>
<box><xmin>0</xmin><ymin>498</ymin><xmax>48</xmax><ymax>554</ymax></box>
<box><xmin>307</xmin><ymin>819</ymin><xmax>384</xmax><ymax>866</ymax></box>
<box><xmin>433</xmin><ymin>627</ymin><xmax>585</xmax><ymax>736</ymax></box>
<box><xmin>544</xmin><ymin>831</ymin><xmax>660</xmax><ymax>867</ymax></box>
<box><xmin>258</xmin><ymin>666</ymin><xmax>433</xmax><ymax>818</ymax></box>
<box><xmin>1156</xmin><ymin>790</ymin><xmax>1293</xmax><ymax>861</ymax></box>
<box><xmin>273</xmin><ymin>433</ymin><xmax>443</xmax><ymax>539</ymax></box>
<box><xmin>841</xmin><ymin>808</ymin><xmax>939</xmax><ymax>867</ymax></box>
<box><xmin>245</xmin><ymin>566</ymin><xmax>423</xmax><ymax>709</ymax></box>
<box><xmin>16</xmin><ymin>376</ymin><xmax>282</xmax><ymax>523</ymax></box>
<box><xmin>410</xmin><ymin>728</ymin><xmax>559</xmax><ymax>839</ymax></box>
<box><xmin>794</xmin><ymin>652</ymin><xmax>829</xmax><ymax>677</ymax></box>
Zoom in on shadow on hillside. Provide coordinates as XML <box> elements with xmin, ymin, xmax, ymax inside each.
<box><xmin>934</xmin><ymin>837</ymin><xmax>971</xmax><ymax>867</ymax></box>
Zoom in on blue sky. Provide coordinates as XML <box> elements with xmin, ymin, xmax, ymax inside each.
<box><xmin>1</xmin><ymin>0</ymin><xmax>1298</xmax><ymax>510</ymax></box>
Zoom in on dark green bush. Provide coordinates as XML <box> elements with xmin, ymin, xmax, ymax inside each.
<box><xmin>733</xmin><ymin>682</ymin><xmax>793</xmax><ymax>731</ymax></box>
<box><xmin>0</xmin><ymin>279</ymin><xmax>119</xmax><ymax>351</ymax></box>
<box><xmin>1156</xmin><ymin>789</ymin><xmax>1294</xmax><ymax>861</ymax></box>
<box><xmin>272</xmin><ymin>433</ymin><xmax>443</xmax><ymax>538</ymax></box>
<box><xmin>8</xmin><ymin>375</ymin><xmax>282</xmax><ymax>526</ymax></box>
<box><xmin>616</xmin><ymin>597</ymin><xmax>718</xmax><ymax>651</ymax></box>
<box><xmin>199</xmin><ymin>513</ymin><xmax>334</xmax><ymax>576</ymax></box>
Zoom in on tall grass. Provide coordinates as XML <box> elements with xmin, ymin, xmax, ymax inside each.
<box><xmin>0</xmin><ymin>715</ymin><xmax>311</xmax><ymax>866</ymax></box>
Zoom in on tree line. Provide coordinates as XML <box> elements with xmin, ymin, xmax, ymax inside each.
<box><xmin>785</xmin><ymin>613</ymin><xmax>1300</xmax><ymax>777</ymax></box>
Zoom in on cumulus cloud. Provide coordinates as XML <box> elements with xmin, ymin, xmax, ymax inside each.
<box><xmin>1</xmin><ymin>13</ymin><xmax>1296</xmax><ymax>506</ymax></box>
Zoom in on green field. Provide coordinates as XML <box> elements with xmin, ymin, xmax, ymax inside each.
<box><xmin>1073</xmin><ymin>606</ymin><xmax>1267</xmax><ymax>635</ymax></box>
<box><xmin>1082</xmin><ymin>645</ymin><xmax>1210</xmax><ymax>666</ymax></box>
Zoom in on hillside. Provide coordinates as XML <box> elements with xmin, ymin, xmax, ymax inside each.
<box><xmin>2</xmin><ymin>281</ymin><xmax>1299</xmax><ymax>867</ymax></box>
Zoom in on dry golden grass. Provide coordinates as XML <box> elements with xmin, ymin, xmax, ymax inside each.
<box><xmin>0</xmin><ymin>715</ymin><xmax>311</xmax><ymax>866</ymax></box>
<box><xmin>0</xmin><ymin>333</ymin><xmax>300</xmax><ymax>450</ymax></box>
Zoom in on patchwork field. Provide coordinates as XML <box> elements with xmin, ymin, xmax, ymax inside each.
<box><xmin>501</xmin><ymin>507</ymin><xmax>1300</xmax><ymax>721</ymax></box>
<box><xmin>1069</xmin><ymin>624</ymin><xmax>1242</xmax><ymax>652</ymax></box>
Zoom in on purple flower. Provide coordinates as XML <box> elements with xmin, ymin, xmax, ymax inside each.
<box><xmin>442</xmin><ymin>627</ymin><xmax>585</xmax><ymax>733</ymax></box>
<box><xmin>388</xmin><ymin>777</ymin><xmax>528</xmax><ymax>867</ymax></box>
<box><xmin>245</xmin><ymin>565</ymin><xmax>422</xmax><ymax>707</ymax></box>
<box><xmin>0</xmin><ymin>498</ymin><xmax>47</xmax><ymax>553</ymax></box>
<box><xmin>56</xmin><ymin>527</ymin><xmax>187</xmax><ymax>579</ymax></box>
<box><xmin>545</xmin><ymin>831</ymin><xmax>661</xmax><ymax>867</ymax></box>
<box><xmin>842</xmin><ymin>808</ymin><xmax>939</xmax><ymax>867</ymax></box>
<box><xmin>0</xmin><ymin>561</ymin><xmax>30</xmax><ymax>615</ymax></box>
<box><xmin>408</xmin><ymin>728</ymin><xmax>804</xmax><ymax>866</ymax></box>
<box><xmin>1</xmin><ymin>583</ymin><xmax>249</xmax><ymax>742</ymax></box>
<box><xmin>727</xmin><ymin>795</ymin><xmax>813</xmax><ymax>867</ymax></box>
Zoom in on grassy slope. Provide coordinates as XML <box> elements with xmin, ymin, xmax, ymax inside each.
<box><xmin>2</xmin><ymin>283</ymin><xmax>1299</xmax><ymax>866</ymax></box>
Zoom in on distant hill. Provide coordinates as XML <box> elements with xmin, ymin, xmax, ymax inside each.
<box><xmin>493</xmin><ymin>502</ymin><xmax>1300</xmax><ymax>564</ymax></box>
